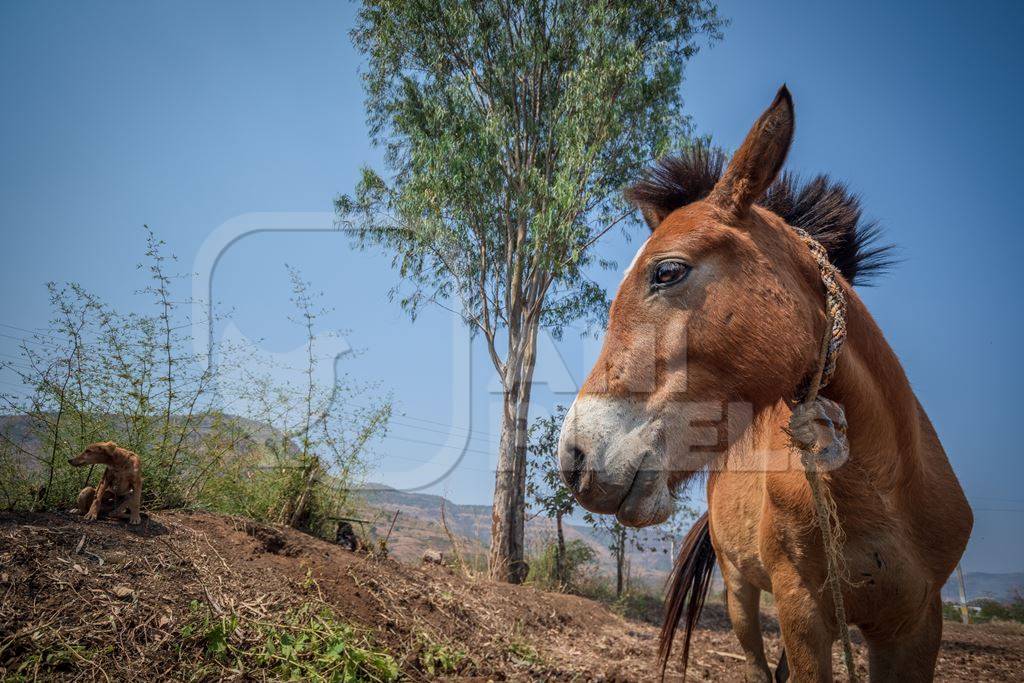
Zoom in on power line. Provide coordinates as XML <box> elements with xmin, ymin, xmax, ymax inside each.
<box><xmin>971</xmin><ymin>496</ymin><xmax>1024</xmax><ymax>505</ymax></box>
<box><xmin>0</xmin><ymin>380</ymin><xmax>1021</xmax><ymax>511</ymax></box>
<box><xmin>338</xmin><ymin>396</ymin><xmax>502</xmax><ymax>445</ymax></box>
<box><xmin>392</xmin><ymin>411</ymin><xmax>496</xmax><ymax>441</ymax></box>
<box><xmin>365</xmin><ymin>447</ymin><xmax>494</xmax><ymax>474</ymax></box>
<box><xmin>0</xmin><ymin>332</ymin><xmax>62</xmax><ymax>348</ymax></box>
<box><xmin>0</xmin><ymin>318</ymin><xmax>214</xmax><ymax>343</ymax></box>
<box><xmin>0</xmin><ymin>322</ymin><xmax>60</xmax><ymax>337</ymax></box>
<box><xmin>381</xmin><ymin>432</ymin><xmax>493</xmax><ymax>458</ymax></box>
<box><xmin>388</xmin><ymin>417</ymin><xmax>497</xmax><ymax>446</ymax></box>
<box><xmin>1</xmin><ymin>328</ymin><xmax>507</xmax><ymax>446</ymax></box>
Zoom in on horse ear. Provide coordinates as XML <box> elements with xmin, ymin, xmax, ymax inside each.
<box><xmin>709</xmin><ymin>85</ymin><xmax>794</xmax><ymax>217</ymax></box>
<box><xmin>638</xmin><ymin>206</ymin><xmax>669</xmax><ymax>232</ymax></box>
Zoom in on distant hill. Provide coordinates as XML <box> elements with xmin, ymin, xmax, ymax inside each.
<box><xmin>942</xmin><ymin>572</ymin><xmax>1024</xmax><ymax>604</ymax></box>
<box><xmin>358</xmin><ymin>485</ymin><xmax>1024</xmax><ymax>604</ymax></box>
<box><xmin>355</xmin><ymin>484</ymin><xmax>680</xmax><ymax>583</ymax></box>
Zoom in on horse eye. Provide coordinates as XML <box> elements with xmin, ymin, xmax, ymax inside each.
<box><xmin>652</xmin><ymin>260</ymin><xmax>689</xmax><ymax>288</ymax></box>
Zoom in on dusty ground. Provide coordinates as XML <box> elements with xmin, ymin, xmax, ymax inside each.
<box><xmin>1</xmin><ymin>510</ymin><xmax>1021</xmax><ymax>681</ymax></box>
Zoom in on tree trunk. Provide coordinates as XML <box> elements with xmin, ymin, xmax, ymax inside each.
<box><xmin>489</xmin><ymin>325</ymin><xmax>539</xmax><ymax>583</ymax></box>
<box><xmin>615</xmin><ymin>527</ymin><xmax>626</xmax><ymax>598</ymax></box>
<box><xmin>489</xmin><ymin>383</ymin><xmax>531</xmax><ymax>582</ymax></box>
<box><xmin>555</xmin><ymin>511</ymin><xmax>566</xmax><ymax>586</ymax></box>
<box><xmin>288</xmin><ymin>459</ymin><xmax>318</xmax><ymax>529</ymax></box>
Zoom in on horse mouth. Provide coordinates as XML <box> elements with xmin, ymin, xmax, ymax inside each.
<box><xmin>613</xmin><ymin>458</ymin><xmax>644</xmax><ymax>514</ymax></box>
<box><xmin>615</xmin><ymin>450</ymin><xmax>672</xmax><ymax>527</ymax></box>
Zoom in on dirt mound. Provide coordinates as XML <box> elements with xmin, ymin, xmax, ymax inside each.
<box><xmin>1</xmin><ymin>511</ymin><xmax>1022</xmax><ymax>681</ymax></box>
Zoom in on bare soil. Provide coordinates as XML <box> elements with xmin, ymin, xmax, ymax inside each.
<box><xmin>1</xmin><ymin>510</ymin><xmax>1020</xmax><ymax>681</ymax></box>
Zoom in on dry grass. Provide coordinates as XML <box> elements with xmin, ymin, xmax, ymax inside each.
<box><xmin>2</xmin><ymin>510</ymin><xmax>1022</xmax><ymax>682</ymax></box>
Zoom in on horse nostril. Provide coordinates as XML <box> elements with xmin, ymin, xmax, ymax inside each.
<box><xmin>566</xmin><ymin>446</ymin><xmax>586</xmax><ymax>493</ymax></box>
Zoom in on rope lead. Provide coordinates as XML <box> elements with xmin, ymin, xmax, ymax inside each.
<box><xmin>789</xmin><ymin>227</ymin><xmax>859</xmax><ymax>683</ymax></box>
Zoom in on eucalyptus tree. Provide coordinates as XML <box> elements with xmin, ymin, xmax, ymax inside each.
<box><xmin>339</xmin><ymin>0</ymin><xmax>722</xmax><ymax>582</ymax></box>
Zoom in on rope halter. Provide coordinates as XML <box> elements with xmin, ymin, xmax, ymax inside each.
<box><xmin>787</xmin><ymin>226</ymin><xmax>860</xmax><ymax>683</ymax></box>
<box><xmin>791</xmin><ymin>226</ymin><xmax>847</xmax><ymax>398</ymax></box>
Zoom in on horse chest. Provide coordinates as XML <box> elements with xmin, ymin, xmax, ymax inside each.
<box><xmin>711</xmin><ymin>472</ymin><xmax>932</xmax><ymax>622</ymax></box>
<box><xmin>842</xmin><ymin>534</ymin><xmax>934</xmax><ymax>635</ymax></box>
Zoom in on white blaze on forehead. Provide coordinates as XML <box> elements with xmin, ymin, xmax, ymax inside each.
<box><xmin>621</xmin><ymin>241</ymin><xmax>647</xmax><ymax>285</ymax></box>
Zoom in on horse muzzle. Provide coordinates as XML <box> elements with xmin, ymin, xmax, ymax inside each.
<box><xmin>557</xmin><ymin>395</ymin><xmax>674</xmax><ymax>527</ymax></box>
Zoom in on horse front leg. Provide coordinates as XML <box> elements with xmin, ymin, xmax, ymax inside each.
<box><xmin>865</xmin><ymin>593</ymin><xmax>942</xmax><ymax>683</ymax></box>
<box><xmin>721</xmin><ymin>556</ymin><xmax>772</xmax><ymax>682</ymax></box>
<box><xmin>772</xmin><ymin>567</ymin><xmax>834</xmax><ymax>683</ymax></box>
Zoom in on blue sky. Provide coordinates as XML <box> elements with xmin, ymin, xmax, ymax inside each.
<box><xmin>1</xmin><ymin>0</ymin><xmax>1021</xmax><ymax>572</ymax></box>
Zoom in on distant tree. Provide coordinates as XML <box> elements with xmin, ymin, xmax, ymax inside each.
<box><xmin>585</xmin><ymin>502</ymin><xmax>697</xmax><ymax>597</ymax></box>
<box><xmin>583</xmin><ymin>513</ymin><xmax>637</xmax><ymax>598</ymax></box>
<box><xmin>966</xmin><ymin>594</ymin><xmax>1024</xmax><ymax>624</ymax></box>
<box><xmin>528</xmin><ymin>539</ymin><xmax>596</xmax><ymax>590</ymax></box>
<box><xmin>527</xmin><ymin>406</ymin><xmax>575</xmax><ymax>586</ymax></box>
<box><xmin>530</xmin><ymin>405</ymin><xmax>697</xmax><ymax>594</ymax></box>
<box><xmin>340</xmin><ymin>0</ymin><xmax>723</xmax><ymax>583</ymax></box>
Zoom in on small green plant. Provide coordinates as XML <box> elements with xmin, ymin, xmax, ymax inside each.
<box><xmin>417</xmin><ymin>634</ymin><xmax>468</xmax><ymax>676</ymax></box>
<box><xmin>182</xmin><ymin>602</ymin><xmax>398</xmax><ymax>682</ymax></box>
<box><xmin>8</xmin><ymin>642</ymin><xmax>107</xmax><ymax>681</ymax></box>
<box><xmin>526</xmin><ymin>538</ymin><xmax>597</xmax><ymax>591</ymax></box>
<box><xmin>506</xmin><ymin>638</ymin><xmax>541</xmax><ymax>666</ymax></box>
<box><xmin>942</xmin><ymin>601</ymin><xmax>964</xmax><ymax>622</ymax></box>
<box><xmin>526</xmin><ymin>407</ymin><xmax>579</xmax><ymax>589</ymax></box>
<box><xmin>497</xmin><ymin>620</ymin><xmax>543</xmax><ymax>667</ymax></box>
<box><xmin>610</xmin><ymin>589</ymin><xmax>666</xmax><ymax>624</ymax></box>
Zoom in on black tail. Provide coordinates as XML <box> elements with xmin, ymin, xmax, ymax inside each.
<box><xmin>775</xmin><ymin>648</ymin><xmax>789</xmax><ymax>682</ymax></box>
<box><xmin>659</xmin><ymin>511</ymin><xmax>716</xmax><ymax>680</ymax></box>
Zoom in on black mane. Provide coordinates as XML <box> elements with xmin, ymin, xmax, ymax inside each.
<box><xmin>624</xmin><ymin>143</ymin><xmax>894</xmax><ymax>285</ymax></box>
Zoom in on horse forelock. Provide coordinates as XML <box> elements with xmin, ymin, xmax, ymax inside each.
<box><xmin>624</xmin><ymin>142</ymin><xmax>895</xmax><ymax>285</ymax></box>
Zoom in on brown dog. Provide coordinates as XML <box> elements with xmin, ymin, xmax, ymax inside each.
<box><xmin>68</xmin><ymin>441</ymin><xmax>142</xmax><ymax>525</ymax></box>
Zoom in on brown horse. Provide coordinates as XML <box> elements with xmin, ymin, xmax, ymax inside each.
<box><xmin>558</xmin><ymin>86</ymin><xmax>972</xmax><ymax>681</ymax></box>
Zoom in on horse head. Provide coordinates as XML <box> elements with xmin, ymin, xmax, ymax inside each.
<box><xmin>558</xmin><ymin>87</ymin><xmax>868</xmax><ymax>527</ymax></box>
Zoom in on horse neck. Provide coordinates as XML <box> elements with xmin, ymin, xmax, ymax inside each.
<box><xmin>821</xmin><ymin>286</ymin><xmax>922</xmax><ymax>492</ymax></box>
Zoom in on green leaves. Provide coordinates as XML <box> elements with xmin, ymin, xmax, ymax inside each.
<box><xmin>342</xmin><ymin>0</ymin><xmax>722</xmax><ymax>580</ymax></box>
<box><xmin>203</xmin><ymin>615</ymin><xmax>236</xmax><ymax>658</ymax></box>
<box><xmin>418</xmin><ymin>635</ymin><xmax>469</xmax><ymax>676</ymax></box>
<box><xmin>184</xmin><ymin>603</ymin><xmax>399</xmax><ymax>682</ymax></box>
<box><xmin>339</xmin><ymin>0</ymin><xmax>723</xmax><ymax>353</ymax></box>
<box><xmin>527</xmin><ymin>406</ymin><xmax>574</xmax><ymax>519</ymax></box>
